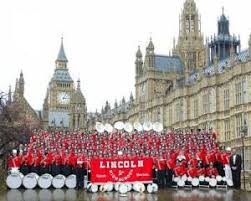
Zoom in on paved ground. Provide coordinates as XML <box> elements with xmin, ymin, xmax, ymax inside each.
<box><xmin>2</xmin><ymin>188</ymin><xmax>251</xmax><ymax>201</ymax></box>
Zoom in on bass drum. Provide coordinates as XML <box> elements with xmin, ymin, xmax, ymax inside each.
<box><xmin>119</xmin><ymin>184</ymin><xmax>128</xmax><ymax>194</ymax></box>
<box><xmin>209</xmin><ymin>178</ymin><xmax>217</xmax><ymax>187</ymax></box>
<box><xmin>91</xmin><ymin>184</ymin><xmax>98</xmax><ymax>193</ymax></box>
<box><xmin>107</xmin><ymin>183</ymin><xmax>113</xmax><ymax>192</ymax></box>
<box><xmin>192</xmin><ymin>178</ymin><xmax>199</xmax><ymax>187</ymax></box>
<box><xmin>126</xmin><ymin>183</ymin><xmax>132</xmax><ymax>191</ymax></box>
<box><xmin>52</xmin><ymin>174</ymin><xmax>65</xmax><ymax>189</ymax></box>
<box><xmin>6</xmin><ymin>173</ymin><xmax>24</xmax><ymax>189</ymax></box>
<box><xmin>38</xmin><ymin>173</ymin><xmax>53</xmax><ymax>189</ymax></box>
<box><xmin>152</xmin><ymin>183</ymin><xmax>158</xmax><ymax>192</ymax></box>
<box><xmin>147</xmin><ymin>184</ymin><xmax>153</xmax><ymax>193</ymax></box>
<box><xmin>177</xmin><ymin>179</ymin><xmax>185</xmax><ymax>187</ymax></box>
<box><xmin>23</xmin><ymin>173</ymin><xmax>39</xmax><ymax>189</ymax></box>
<box><xmin>65</xmin><ymin>174</ymin><xmax>77</xmax><ymax>189</ymax></box>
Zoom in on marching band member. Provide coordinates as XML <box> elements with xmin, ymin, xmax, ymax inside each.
<box><xmin>206</xmin><ymin>162</ymin><xmax>219</xmax><ymax>177</ymax></box>
<box><xmin>8</xmin><ymin>149</ymin><xmax>21</xmax><ymax>170</ymax></box>
<box><xmin>155</xmin><ymin>154</ymin><xmax>166</xmax><ymax>187</ymax></box>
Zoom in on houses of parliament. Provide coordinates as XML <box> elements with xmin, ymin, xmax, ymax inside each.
<box><xmin>9</xmin><ymin>0</ymin><xmax>251</xmax><ymax>170</ymax></box>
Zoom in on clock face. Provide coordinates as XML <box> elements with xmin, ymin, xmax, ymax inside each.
<box><xmin>57</xmin><ymin>92</ymin><xmax>70</xmax><ymax>104</ymax></box>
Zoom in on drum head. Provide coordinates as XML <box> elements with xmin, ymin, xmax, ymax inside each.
<box><xmin>152</xmin><ymin>183</ymin><xmax>158</xmax><ymax>192</ymax></box>
<box><xmin>6</xmin><ymin>173</ymin><xmax>22</xmax><ymax>189</ymax></box>
<box><xmin>23</xmin><ymin>173</ymin><xmax>38</xmax><ymax>189</ymax></box>
<box><xmin>104</xmin><ymin>123</ymin><xmax>113</xmax><ymax>133</ymax></box>
<box><xmin>178</xmin><ymin>179</ymin><xmax>185</xmax><ymax>187</ymax></box>
<box><xmin>216</xmin><ymin>175</ymin><xmax>222</xmax><ymax>182</ymax></box>
<box><xmin>199</xmin><ymin>175</ymin><xmax>205</xmax><ymax>182</ymax></box>
<box><xmin>209</xmin><ymin>178</ymin><xmax>217</xmax><ymax>187</ymax></box>
<box><xmin>91</xmin><ymin>184</ymin><xmax>98</xmax><ymax>193</ymax></box>
<box><xmin>65</xmin><ymin>175</ymin><xmax>76</xmax><ymax>189</ymax></box>
<box><xmin>133</xmin><ymin>122</ymin><xmax>143</xmax><ymax>132</ymax></box>
<box><xmin>115</xmin><ymin>183</ymin><xmax>121</xmax><ymax>191</ymax></box>
<box><xmin>119</xmin><ymin>184</ymin><xmax>128</xmax><ymax>194</ymax></box>
<box><xmin>205</xmin><ymin>177</ymin><xmax>210</xmax><ymax>182</ymax></box>
<box><xmin>147</xmin><ymin>184</ymin><xmax>153</xmax><ymax>193</ymax></box>
<box><xmin>107</xmin><ymin>183</ymin><xmax>113</xmax><ymax>192</ymax></box>
<box><xmin>52</xmin><ymin>174</ymin><xmax>65</xmax><ymax>189</ymax></box>
<box><xmin>143</xmin><ymin>122</ymin><xmax>153</xmax><ymax>131</ymax></box>
<box><xmin>38</xmin><ymin>174</ymin><xmax>52</xmax><ymax>189</ymax></box>
<box><xmin>114</xmin><ymin>121</ymin><xmax>124</xmax><ymax>130</ymax></box>
<box><xmin>153</xmin><ymin>122</ymin><xmax>163</xmax><ymax>132</ymax></box>
<box><xmin>138</xmin><ymin>183</ymin><xmax>145</xmax><ymax>192</ymax></box>
<box><xmin>124</xmin><ymin>122</ymin><xmax>133</xmax><ymax>133</ymax></box>
<box><xmin>96</xmin><ymin>122</ymin><xmax>105</xmax><ymax>133</ymax></box>
<box><xmin>126</xmin><ymin>183</ymin><xmax>132</xmax><ymax>191</ymax></box>
<box><xmin>181</xmin><ymin>175</ymin><xmax>187</xmax><ymax>181</ymax></box>
<box><xmin>192</xmin><ymin>178</ymin><xmax>199</xmax><ymax>186</ymax></box>
<box><xmin>173</xmin><ymin>177</ymin><xmax>179</xmax><ymax>182</ymax></box>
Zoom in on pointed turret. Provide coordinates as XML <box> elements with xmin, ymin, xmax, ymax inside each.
<box><xmin>114</xmin><ymin>99</ymin><xmax>118</xmax><ymax>108</ymax></box>
<box><xmin>8</xmin><ymin>85</ymin><xmax>12</xmax><ymax>104</ymax></box>
<box><xmin>130</xmin><ymin>92</ymin><xmax>134</xmax><ymax>103</ymax></box>
<box><xmin>55</xmin><ymin>37</ymin><xmax>68</xmax><ymax>69</ymax></box>
<box><xmin>19</xmin><ymin>71</ymin><xmax>24</xmax><ymax>96</ymax></box>
<box><xmin>145</xmin><ymin>38</ymin><xmax>155</xmax><ymax>68</ymax></box>
<box><xmin>77</xmin><ymin>79</ymin><xmax>81</xmax><ymax>91</ymax></box>
<box><xmin>218</xmin><ymin>7</ymin><xmax>229</xmax><ymax>36</ymax></box>
<box><xmin>135</xmin><ymin>46</ymin><xmax>143</xmax><ymax>76</ymax></box>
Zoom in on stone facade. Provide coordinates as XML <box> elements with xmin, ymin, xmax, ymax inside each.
<box><xmin>42</xmin><ymin>38</ymin><xmax>87</xmax><ymax>130</ymax></box>
<box><xmin>13</xmin><ymin>72</ymin><xmax>40</xmax><ymax>127</ymax></box>
<box><xmin>91</xmin><ymin>0</ymin><xmax>251</xmax><ymax>171</ymax></box>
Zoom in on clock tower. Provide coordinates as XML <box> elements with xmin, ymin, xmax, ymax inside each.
<box><xmin>42</xmin><ymin>38</ymin><xmax>87</xmax><ymax>129</ymax></box>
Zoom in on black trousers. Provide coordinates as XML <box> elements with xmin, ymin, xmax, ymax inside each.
<box><xmin>30</xmin><ymin>165</ymin><xmax>39</xmax><ymax>174</ymax></box>
<box><xmin>232</xmin><ymin>170</ymin><xmax>241</xmax><ymax>188</ymax></box>
<box><xmin>166</xmin><ymin>169</ymin><xmax>173</xmax><ymax>187</ymax></box>
<box><xmin>39</xmin><ymin>166</ymin><xmax>49</xmax><ymax>175</ymax></box>
<box><xmin>20</xmin><ymin>165</ymin><xmax>30</xmax><ymax>175</ymax></box>
<box><xmin>51</xmin><ymin>164</ymin><xmax>61</xmax><ymax>176</ymax></box>
<box><xmin>157</xmin><ymin>169</ymin><xmax>166</xmax><ymax>187</ymax></box>
<box><xmin>62</xmin><ymin>165</ymin><xmax>72</xmax><ymax>176</ymax></box>
<box><xmin>215</xmin><ymin>162</ymin><xmax>225</xmax><ymax>177</ymax></box>
<box><xmin>76</xmin><ymin>167</ymin><xmax>85</xmax><ymax>189</ymax></box>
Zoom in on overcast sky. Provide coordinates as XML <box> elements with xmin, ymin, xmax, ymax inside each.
<box><xmin>0</xmin><ymin>0</ymin><xmax>250</xmax><ymax>112</ymax></box>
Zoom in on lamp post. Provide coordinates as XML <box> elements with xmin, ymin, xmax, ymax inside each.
<box><xmin>240</xmin><ymin>119</ymin><xmax>248</xmax><ymax>190</ymax></box>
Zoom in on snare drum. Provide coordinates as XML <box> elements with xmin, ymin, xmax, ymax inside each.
<box><xmin>23</xmin><ymin>173</ymin><xmax>39</xmax><ymax>189</ymax></box>
<box><xmin>65</xmin><ymin>174</ymin><xmax>76</xmax><ymax>189</ymax></box>
<box><xmin>52</xmin><ymin>174</ymin><xmax>65</xmax><ymax>189</ymax></box>
<box><xmin>38</xmin><ymin>174</ymin><xmax>53</xmax><ymax>189</ymax></box>
<box><xmin>6</xmin><ymin>173</ymin><xmax>24</xmax><ymax>189</ymax></box>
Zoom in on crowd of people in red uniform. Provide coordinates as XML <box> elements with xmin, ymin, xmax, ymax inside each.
<box><xmin>8</xmin><ymin>128</ymin><xmax>240</xmax><ymax>189</ymax></box>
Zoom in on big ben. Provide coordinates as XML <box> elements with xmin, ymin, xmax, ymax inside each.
<box><xmin>42</xmin><ymin>38</ymin><xmax>87</xmax><ymax>129</ymax></box>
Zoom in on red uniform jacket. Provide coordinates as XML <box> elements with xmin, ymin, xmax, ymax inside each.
<box><xmin>206</xmin><ymin>167</ymin><xmax>219</xmax><ymax>177</ymax></box>
<box><xmin>187</xmin><ymin>167</ymin><xmax>198</xmax><ymax>178</ymax></box>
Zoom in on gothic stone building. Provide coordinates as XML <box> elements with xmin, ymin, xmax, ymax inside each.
<box><xmin>92</xmin><ymin>0</ymin><xmax>251</xmax><ymax>172</ymax></box>
<box><xmin>42</xmin><ymin>38</ymin><xmax>87</xmax><ymax>129</ymax></box>
<box><xmin>12</xmin><ymin>72</ymin><xmax>40</xmax><ymax>127</ymax></box>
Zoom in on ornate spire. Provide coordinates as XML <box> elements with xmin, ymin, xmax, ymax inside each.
<box><xmin>8</xmin><ymin>85</ymin><xmax>12</xmax><ymax>104</ymax></box>
<box><xmin>146</xmin><ymin>37</ymin><xmax>154</xmax><ymax>52</ymax></box>
<box><xmin>130</xmin><ymin>92</ymin><xmax>134</xmax><ymax>102</ymax></box>
<box><xmin>136</xmin><ymin>46</ymin><xmax>142</xmax><ymax>58</ymax></box>
<box><xmin>77</xmin><ymin>79</ymin><xmax>81</xmax><ymax>90</ymax></box>
<box><xmin>56</xmin><ymin>37</ymin><xmax>68</xmax><ymax>62</ymax></box>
